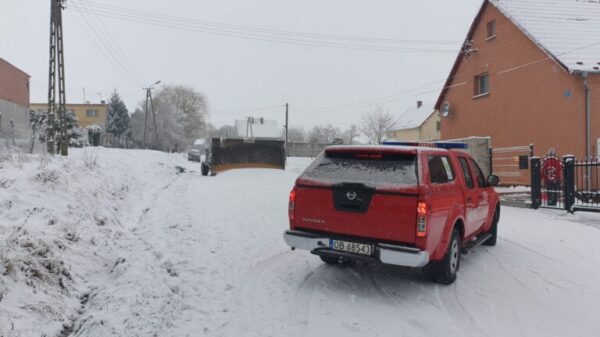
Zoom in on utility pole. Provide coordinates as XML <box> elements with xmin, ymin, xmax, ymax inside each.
<box><xmin>47</xmin><ymin>0</ymin><xmax>68</xmax><ymax>155</ymax></box>
<box><xmin>143</xmin><ymin>80</ymin><xmax>161</xmax><ymax>148</ymax></box>
<box><xmin>285</xmin><ymin>103</ymin><xmax>289</xmax><ymax>148</ymax></box>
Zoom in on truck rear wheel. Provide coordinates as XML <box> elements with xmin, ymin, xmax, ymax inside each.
<box><xmin>483</xmin><ymin>206</ymin><xmax>499</xmax><ymax>246</ymax></box>
<box><xmin>426</xmin><ymin>228</ymin><xmax>461</xmax><ymax>285</ymax></box>
<box><xmin>201</xmin><ymin>162</ymin><xmax>210</xmax><ymax>176</ymax></box>
<box><xmin>320</xmin><ymin>256</ymin><xmax>338</xmax><ymax>265</ymax></box>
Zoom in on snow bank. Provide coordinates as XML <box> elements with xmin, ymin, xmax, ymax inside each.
<box><xmin>0</xmin><ymin>148</ymin><xmax>190</xmax><ymax>336</ymax></box>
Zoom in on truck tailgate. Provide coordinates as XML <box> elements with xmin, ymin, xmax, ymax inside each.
<box><xmin>295</xmin><ymin>185</ymin><xmax>418</xmax><ymax>244</ymax></box>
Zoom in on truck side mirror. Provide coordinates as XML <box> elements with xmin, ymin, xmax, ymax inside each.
<box><xmin>487</xmin><ymin>175</ymin><xmax>500</xmax><ymax>187</ymax></box>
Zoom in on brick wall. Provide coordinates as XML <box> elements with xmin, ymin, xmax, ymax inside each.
<box><xmin>0</xmin><ymin>59</ymin><xmax>30</xmax><ymax>108</ymax></box>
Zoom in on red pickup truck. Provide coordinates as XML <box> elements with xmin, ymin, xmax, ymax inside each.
<box><xmin>284</xmin><ymin>144</ymin><xmax>500</xmax><ymax>284</ymax></box>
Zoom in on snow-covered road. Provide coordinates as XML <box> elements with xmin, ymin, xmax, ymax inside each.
<box><xmin>2</xmin><ymin>148</ymin><xmax>600</xmax><ymax>337</ymax></box>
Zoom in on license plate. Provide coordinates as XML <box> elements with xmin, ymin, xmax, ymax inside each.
<box><xmin>330</xmin><ymin>239</ymin><xmax>373</xmax><ymax>256</ymax></box>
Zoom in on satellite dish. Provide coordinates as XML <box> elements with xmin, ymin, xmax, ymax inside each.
<box><xmin>440</xmin><ymin>102</ymin><xmax>451</xmax><ymax>117</ymax></box>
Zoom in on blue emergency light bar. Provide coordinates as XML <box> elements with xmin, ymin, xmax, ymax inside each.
<box><xmin>383</xmin><ymin>141</ymin><xmax>469</xmax><ymax>149</ymax></box>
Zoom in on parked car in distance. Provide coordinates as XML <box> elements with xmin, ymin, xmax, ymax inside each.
<box><xmin>284</xmin><ymin>143</ymin><xmax>500</xmax><ymax>284</ymax></box>
<box><xmin>188</xmin><ymin>149</ymin><xmax>202</xmax><ymax>162</ymax></box>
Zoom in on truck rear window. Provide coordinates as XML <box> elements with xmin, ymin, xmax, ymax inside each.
<box><xmin>303</xmin><ymin>152</ymin><xmax>417</xmax><ymax>186</ymax></box>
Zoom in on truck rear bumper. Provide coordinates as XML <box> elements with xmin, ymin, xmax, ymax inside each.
<box><xmin>283</xmin><ymin>230</ymin><xmax>429</xmax><ymax>268</ymax></box>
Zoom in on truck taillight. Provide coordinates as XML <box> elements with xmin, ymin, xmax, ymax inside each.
<box><xmin>416</xmin><ymin>201</ymin><xmax>428</xmax><ymax>238</ymax></box>
<box><xmin>288</xmin><ymin>188</ymin><xmax>297</xmax><ymax>222</ymax></box>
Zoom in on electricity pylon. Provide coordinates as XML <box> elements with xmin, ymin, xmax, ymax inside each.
<box><xmin>47</xmin><ymin>0</ymin><xmax>68</xmax><ymax>155</ymax></box>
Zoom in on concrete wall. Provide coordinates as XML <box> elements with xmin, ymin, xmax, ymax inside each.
<box><xmin>0</xmin><ymin>98</ymin><xmax>31</xmax><ymax>141</ymax></box>
<box><xmin>439</xmin><ymin>3</ymin><xmax>600</xmax><ymax>162</ymax></box>
<box><xmin>287</xmin><ymin>142</ymin><xmax>328</xmax><ymax>158</ymax></box>
<box><xmin>445</xmin><ymin>136</ymin><xmax>492</xmax><ymax>176</ymax></box>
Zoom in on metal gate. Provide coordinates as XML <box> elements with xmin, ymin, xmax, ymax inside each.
<box><xmin>531</xmin><ymin>154</ymin><xmax>564</xmax><ymax>209</ymax></box>
<box><xmin>531</xmin><ymin>155</ymin><xmax>600</xmax><ymax>213</ymax></box>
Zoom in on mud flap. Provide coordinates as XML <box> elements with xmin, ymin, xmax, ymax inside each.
<box><xmin>209</xmin><ymin>138</ymin><xmax>286</xmax><ymax>173</ymax></box>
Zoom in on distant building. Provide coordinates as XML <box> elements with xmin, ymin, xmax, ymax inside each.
<box><xmin>0</xmin><ymin>58</ymin><xmax>31</xmax><ymax>142</ymax></box>
<box><xmin>234</xmin><ymin>118</ymin><xmax>282</xmax><ymax>139</ymax></box>
<box><xmin>387</xmin><ymin>101</ymin><xmax>440</xmax><ymax>142</ymax></box>
<box><xmin>30</xmin><ymin>102</ymin><xmax>109</xmax><ymax>129</ymax></box>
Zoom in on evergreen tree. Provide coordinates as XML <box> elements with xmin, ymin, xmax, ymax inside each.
<box><xmin>106</xmin><ymin>90</ymin><xmax>130</xmax><ymax>137</ymax></box>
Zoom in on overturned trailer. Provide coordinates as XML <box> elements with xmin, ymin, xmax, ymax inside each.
<box><xmin>201</xmin><ymin>137</ymin><xmax>286</xmax><ymax>175</ymax></box>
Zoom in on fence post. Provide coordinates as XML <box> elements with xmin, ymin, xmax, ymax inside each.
<box><xmin>489</xmin><ymin>147</ymin><xmax>493</xmax><ymax>175</ymax></box>
<box><xmin>531</xmin><ymin>157</ymin><xmax>541</xmax><ymax>209</ymax></box>
<box><xmin>563</xmin><ymin>155</ymin><xmax>576</xmax><ymax>213</ymax></box>
<box><xmin>529</xmin><ymin>143</ymin><xmax>535</xmax><ymax>158</ymax></box>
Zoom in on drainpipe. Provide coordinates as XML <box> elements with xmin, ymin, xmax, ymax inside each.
<box><xmin>582</xmin><ymin>72</ymin><xmax>591</xmax><ymax>160</ymax></box>
<box><xmin>578</xmin><ymin>71</ymin><xmax>592</xmax><ymax>191</ymax></box>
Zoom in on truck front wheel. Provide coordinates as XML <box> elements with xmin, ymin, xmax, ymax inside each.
<box><xmin>425</xmin><ymin>228</ymin><xmax>461</xmax><ymax>285</ymax></box>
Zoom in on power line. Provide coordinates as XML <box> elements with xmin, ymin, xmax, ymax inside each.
<box><xmin>67</xmin><ymin>4</ymin><xmax>143</xmax><ymax>87</ymax></box>
<box><xmin>294</xmin><ymin>39</ymin><xmax>600</xmax><ymax>113</ymax></box>
<box><xmin>75</xmin><ymin>0</ymin><xmax>143</xmax><ymax>86</ymax></box>
<box><xmin>213</xmin><ymin>104</ymin><xmax>286</xmax><ymax>115</ymax></box>
<box><xmin>72</xmin><ymin>2</ymin><xmax>460</xmax><ymax>54</ymax></box>
<box><xmin>75</xmin><ymin>0</ymin><xmax>461</xmax><ymax>46</ymax></box>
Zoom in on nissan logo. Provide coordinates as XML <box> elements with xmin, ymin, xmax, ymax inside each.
<box><xmin>346</xmin><ymin>191</ymin><xmax>358</xmax><ymax>201</ymax></box>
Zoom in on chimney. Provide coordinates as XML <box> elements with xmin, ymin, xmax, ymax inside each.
<box><xmin>417</xmin><ymin>101</ymin><xmax>423</xmax><ymax>108</ymax></box>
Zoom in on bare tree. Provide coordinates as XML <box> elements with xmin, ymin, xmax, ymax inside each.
<box><xmin>286</xmin><ymin>126</ymin><xmax>307</xmax><ymax>143</ymax></box>
<box><xmin>154</xmin><ymin>85</ymin><xmax>209</xmax><ymax>143</ymax></box>
<box><xmin>359</xmin><ymin>106</ymin><xmax>397</xmax><ymax>144</ymax></box>
<box><xmin>342</xmin><ymin>124</ymin><xmax>358</xmax><ymax>145</ymax></box>
<box><xmin>308</xmin><ymin>124</ymin><xmax>342</xmax><ymax>144</ymax></box>
<box><xmin>212</xmin><ymin>125</ymin><xmax>237</xmax><ymax>138</ymax></box>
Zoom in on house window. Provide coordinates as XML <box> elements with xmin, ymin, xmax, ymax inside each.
<box><xmin>487</xmin><ymin>20</ymin><xmax>496</xmax><ymax>39</ymax></box>
<box><xmin>436</xmin><ymin>121</ymin><xmax>441</xmax><ymax>132</ymax></box>
<box><xmin>474</xmin><ymin>73</ymin><xmax>489</xmax><ymax>97</ymax></box>
<box><xmin>86</xmin><ymin>109</ymin><xmax>99</xmax><ymax>117</ymax></box>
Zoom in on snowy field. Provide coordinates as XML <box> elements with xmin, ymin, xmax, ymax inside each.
<box><xmin>1</xmin><ymin>148</ymin><xmax>600</xmax><ymax>337</ymax></box>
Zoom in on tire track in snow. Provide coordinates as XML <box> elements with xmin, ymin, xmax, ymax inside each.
<box><xmin>288</xmin><ymin>264</ymin><xmax>333</xmax><ymax>337</ymax></box>
<box><xmin>436</xmin><ymin>283</ymin><xmax>487</xmax><ymax>337</ymax></box>
<box><xmin>221</xmin><ymin>251</ymin><xmax>301</xmax><ymax>336</ymax></box>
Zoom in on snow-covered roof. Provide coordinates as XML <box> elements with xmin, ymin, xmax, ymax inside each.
<box><xmin>234</xmin><ymin>119</ymin><xmax>282</xmax><ymax>139</ymax></box>
<box><xmin>395</xmin><ymin>103</ymin><xmax>435</xmax><ymax>130</ymax></box>
<box><xmin>491</xmin><ymin>0</ymin><xmax>600</xmax><ymax>73</ymax></box>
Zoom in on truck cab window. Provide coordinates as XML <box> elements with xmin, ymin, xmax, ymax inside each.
<box><xmin>428</xmin><ymin>155</ymin><xmax>455</xmax><ymax>184</ymax></box>
<box><xmin>458</xmin><ymin>157</ymin><xmax>474</xmax><ymax>189</ymax></box>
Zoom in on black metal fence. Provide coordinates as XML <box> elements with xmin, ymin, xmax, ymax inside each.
<box><xmin>531</xmin><ymin>155</ymin><xmax>600</xmax><ymax>213</ymax></box>
<box><xmin>573</xmin><ymin>157</ymin><xmax>600</xmax><ymax>212</ymax></box>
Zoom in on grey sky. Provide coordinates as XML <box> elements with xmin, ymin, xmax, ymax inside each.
<box><xmin>1</xmin><ymin>0</ymin><xmax>481</xmax><ymax>129</ymax></box>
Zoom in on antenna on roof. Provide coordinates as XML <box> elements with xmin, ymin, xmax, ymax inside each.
<box><xmin>462</xmin><ymin>40</ymin><xmax>479</xmax><ymax>57</ymax></box>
